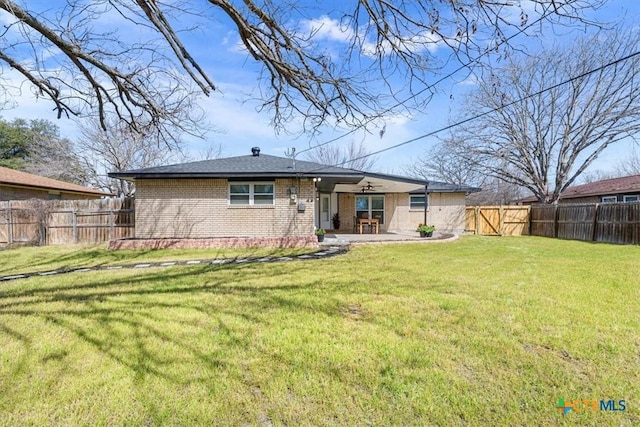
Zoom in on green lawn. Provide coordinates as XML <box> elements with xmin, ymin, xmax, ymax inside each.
<box><xmin>0</xmin><ymin>244</ymin><xmax>314</xmax><ymax>276</ymax></box>
<box><xmin>0</xmin><ymin>236</ymin><xmax>638</xmax><ymax>425</ymax></box>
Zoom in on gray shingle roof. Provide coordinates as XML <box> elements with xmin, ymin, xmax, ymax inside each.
<box><xmin>108</xmin><ymin>153</ymin><xmax>480</xmax><ymax>193</ymax></box>
<box><xmin>109</xmin><ymin>154</ymin><xmax>362</xmax><ymax>179</ymax></box>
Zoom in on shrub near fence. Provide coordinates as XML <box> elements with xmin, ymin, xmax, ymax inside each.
<box><xmin>0</xmin><ymin>198</ymin><xmax>134</xmax><ymax>245</ymax></box>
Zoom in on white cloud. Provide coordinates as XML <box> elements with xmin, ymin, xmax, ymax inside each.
<box><xmin>361</xmin><ymin>32</ymin><xmax>444</xmax><ymax>58</ymax></box>
<box><xmin>0</xmin><ymin>9</ymin><xmax>19</xmax><ymax>26</ymax></box>
<box><xmin>300</xmin><ymin>15</ymin><xmax>444</xmax><ymax>59</ymax></box>
<box><xmin>301</xmin><ymin>16</ymin><xmax>355</xmax><ymax>44</ymax></box>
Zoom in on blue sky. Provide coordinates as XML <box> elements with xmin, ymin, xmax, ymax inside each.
<box><xmin>1</xmin><ymin>1</ymin><xmax>639</xmax><ymax>177</ymax></box>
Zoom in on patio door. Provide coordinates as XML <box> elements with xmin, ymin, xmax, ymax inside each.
<box><xmin>320</xmin><ymin>194</ymin><xmax>331</xmax><ymax>229</ymax></box>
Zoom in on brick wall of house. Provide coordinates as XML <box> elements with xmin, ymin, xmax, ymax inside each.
<box><xmin>337</xmin><ymin>191</ymin><xmax>466</xmax><ymax>233</ymax></box>
<box><xmin>134</xmin><ymin>178</ymin><xmax>315</xmax><ymax>238</ymax></box>
<box><xmin>407</xmin><ymin>192</ymin><xmax>466</xmax><ymax>233</ymax></box>
<box><xmin>0</xmin><ymin>185</ymin><xmax>101</xmax><ymax>201</ymax></box>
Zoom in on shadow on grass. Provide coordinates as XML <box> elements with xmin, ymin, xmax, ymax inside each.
<box><xmin>0</xmin><ymin>245</ymin><xmax>316</xmax><ymax>276</ymax></box>
<box><xmin>0</xmin><ymin>261</ymin><xmax>345</xmax><ymax>395</ymax></box>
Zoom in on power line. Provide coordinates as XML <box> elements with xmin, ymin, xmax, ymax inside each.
<box><xmin>307</xmin><ymin>49</ymin><xmax>640</xmax><ymax>173</ymax></box>
<box><xmin>295</xmin><ymin>11</ymin><xmax>556</xmax><ymax>157</ymax></box>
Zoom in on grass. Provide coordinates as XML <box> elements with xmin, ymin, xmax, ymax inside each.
<box><xmin>0</xmin><ymin>236</ymin><xmax>638</xmax><ymax>425</ymax></box>
<box><xmin>0</xmin><ymin>244</ymin><xmax>314</xmax><ymax>276</ymax></box>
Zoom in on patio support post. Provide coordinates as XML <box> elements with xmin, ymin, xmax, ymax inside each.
<box><xmin>313</xmin><ymin>177</ymin><xmax>321</xmax><ymax>229</ymax></box>
<box><xmin>423</xmin><ymin>182</ymin><xmax>429</xmax><ymax>225</ymax></box>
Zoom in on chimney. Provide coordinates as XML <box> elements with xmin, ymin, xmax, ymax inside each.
<box><xmin>251</xmin><ymin>147</ymin><xmax>260</xmax><ymax>156</ymax></box>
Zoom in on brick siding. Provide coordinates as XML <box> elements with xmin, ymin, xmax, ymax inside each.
<box><xmin>135</xmin><ymin>178</ymin><xmax>315</xmax><ymax>238</ymax></box>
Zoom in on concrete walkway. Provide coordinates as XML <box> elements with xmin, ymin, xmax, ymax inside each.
<box><xmin>0</xmin><ymin>246</ymin><xmax>348</xmax><ymax>283</ymax></box>
<box><xmin>319</xmin><ymin>231</ymin><xmax>459</xmax><ymax>247</ymax></box>
<box><xmin>1</xmin><ymin>233</ymin><xmax>460</xmax><ymax>282</ymax></box>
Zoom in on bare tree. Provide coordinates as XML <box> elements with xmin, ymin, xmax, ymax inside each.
<box><xmin>617</xmin><ymin>146</ymin><xmax>640</xmax><ymax>176</ymax></box>
<box><xmin>76</xmin><ymin>117</ymin><xmax>193</xmax><ymax>197</ymax></box>
<box><xmin>0</xmin><ymin>0</ymin><xmax>603</xmax><ymax>140</ymax></box>
<box><xmin>404</xmin><ymin>137</ymin><xmax>481</xmax><ymax>186</ymax></box>
<box><xmin>578</xmin><ymin>169</ymin><xmax>618</xmax><ymax>184</ymax></box>
<box><xmin>305</xmin><ymin>140</ymin><xmax>377</xmax><ymax>171</ymax></box>
<box><xmin>404</xmin><ymin>137</ymin><xmax>523</xmax><ymax>205</ymax></box>
<box><xmin>451</xmin><ymin>29</ymin><xmax>640</xmax><ymax>204</ymax></box>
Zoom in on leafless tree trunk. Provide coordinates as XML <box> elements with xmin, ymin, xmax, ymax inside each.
<box><xmin>0</xmin><ymin>0</ymin><xmax>603</xmax><ymax>140</ymax></box>
<box><xmin>451</xmin><ymin>29</ymin><xmax>640</xmax><ymax>204</ymax></box>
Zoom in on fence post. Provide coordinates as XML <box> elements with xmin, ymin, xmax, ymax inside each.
<box><xmin>553</xmin><ymin>204</ymin><xmax>559</xmax><ymax>238</ymax></box>
<box><xmin>592</xmin><ymin>203</ymin><xmax>600</xmax><ymax>242</ymax></box>
<box><xmin>110</xmin><ymin>209</ymin><xmax>115</xmax><ymax>240</ymax></box>
<box><xmin>72</xmin><ymin>208</ymin><xmax>78</xmax><ymax>244</ymax></box>
<box><xmin>475</xmin><ymin>206</ymin><xmax>480</xmax><ymax>235</ymax></box>
<box><xmin>7</xmin><ymin>201</ymin><xmax>13</xmax><ymax>244</ymax></box>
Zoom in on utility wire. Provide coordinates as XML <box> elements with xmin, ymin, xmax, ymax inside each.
<box><xmin>307</xmin><ymin>49</ymin><xmax>640</xmax><ymax>173</ymax></box>
<box><xmin>295</xmin><ymin>11</ymin><xmax>555</xmax><ymax>157</ymax></box>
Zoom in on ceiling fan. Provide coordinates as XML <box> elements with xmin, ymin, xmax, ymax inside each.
<box><xmin>360</xmin><ymin>181</ymin><xmax>380</xmax><ymax>193</ymax></box>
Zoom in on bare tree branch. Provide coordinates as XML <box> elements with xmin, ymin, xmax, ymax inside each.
<box><xmin>404</xmin><ymin>137</ymin><xmax>523</xmax><ymax>204</ymax></box>
<box><xmin>304</xmin><ymin>140</ymin><xmax>378</xmax><ymax>171</ymax></box>
<box><xmin>0</xmin><ymin>0</ymin><xmax>605</xmax><ymax>140</ymax></box>
<box><xmin>74</xmin><ymin>116</ymin><xmax>206</xmax><ymax>197</ymax></box>
<box><xmin>451</xmin><ymin>28</ymin><xmax>640</xmax><ymax>203</ymax></box>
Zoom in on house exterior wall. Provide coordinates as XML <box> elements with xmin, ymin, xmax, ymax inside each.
<box><xmin>337</xmin><ymin>191</ymin><xmax>467</xmax><ymax>233</ymax></box>
<box><xmin>134</xmin><ymin>178</ymin><xmax>315</xmax><ymax>238</ymax></box>
<box><xmin>0</xmin><ymin>184</ymin><xmax>101</xmax><ymax>201</ymax></box>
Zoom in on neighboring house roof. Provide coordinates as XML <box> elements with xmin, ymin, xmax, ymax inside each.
<box><xmin>109</xmin><ymin>151</ymin><xmax>480</xmax><ymax>194</ymax></box>
<box><xmin>518</xmin><ymin>174</ymin><xmax>640</xmax><ymax>203</ymax></box>
<box><xmin>0</xmin><ymin>166</ymin><xmax>111</xmax><ymax>197</ymax></box>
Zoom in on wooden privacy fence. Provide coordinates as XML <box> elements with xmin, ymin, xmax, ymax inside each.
<box><xmin>0</xmin><ymin>198</ymin><xmax>134</xmax><ymax>245</ymax></box>
<box><xmin>530</xmin><ymin>202</ymin><xmax>640</xmax><ymax>245</ymax></box>
<box><xmin>465</xmin><ymin>206</ymin><xmax>530</xmax><ymax>236</ymax></box>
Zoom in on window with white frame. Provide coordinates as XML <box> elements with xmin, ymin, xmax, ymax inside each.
<box><xmin>601</xmin><ymin>196</ymin><xmax>617</xmax><ymax>203</ymax></box>
<box><xmin>355</xmin><ymin>195</ymin><xmax>385</xmax><ymax>224</ymax></box>
<box><xmin>229</xmin><ymin>182</ymin><xmax>274</xmax><ymax>205</ymax></box>
<box><xmin>409</xmin><ymin>194</ymin><xmax>429</xmax><ymax>210</ymax></box>
<box><xmin>623</xmin><ymin>195</ymin><xmax>640</xmax><ymax>203</ymax></box>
